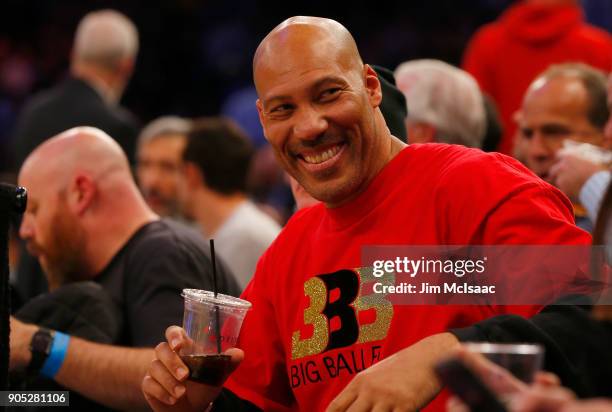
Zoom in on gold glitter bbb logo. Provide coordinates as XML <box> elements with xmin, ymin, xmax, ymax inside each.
<box><xmin>291</xmin><ymin>268</ymin><xmax>394</xmax><ymax>360</ymax></box>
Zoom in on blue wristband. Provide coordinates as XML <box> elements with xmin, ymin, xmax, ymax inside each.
<box><xmin>40</xmin><ymin>331</ymin><xmax>70</xmax><ymax>378</ymax></box>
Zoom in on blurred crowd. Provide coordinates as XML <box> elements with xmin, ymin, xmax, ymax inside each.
<box><xmin>3</xmin><ymin>1</ymin><xmax>612</xmax><ymax>411</ymax></box>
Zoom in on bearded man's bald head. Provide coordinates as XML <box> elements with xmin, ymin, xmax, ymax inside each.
<box><xmin>20</xmin><ymin>126</ymin><xmax>131</xmax><ymax>191</ymax></box>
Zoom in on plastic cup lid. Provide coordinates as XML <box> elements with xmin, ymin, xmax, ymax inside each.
<box><xmin>181</xmin><ymin>289</ymin><xmax>252</xmax><ymax>310</ymax></box>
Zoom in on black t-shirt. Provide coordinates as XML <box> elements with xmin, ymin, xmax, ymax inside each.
<box><xmin>96</xmin><ymin>219</ymin><xmax>241</xmax><ymax>347</ymax></box>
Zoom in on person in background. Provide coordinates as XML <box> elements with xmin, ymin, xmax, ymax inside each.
<box><xmin>136</xmin><ymin>116</ymin><xmax>192</xmax><ymax>218</ymax></box>
<box><xmin>463</xmin><ymin>0</ymin><xmax>612</xmax><ymax>155</ymax></box>
<box><xmin>549</xmin><ymin>72</ymin><xmax>612</xmax><ymax>226</ymax></box>
<box><xmin>180</xmin><ymin>117</ymin><xmax>281</xmax><ymax>289</ymax></box>
<box><xmin>11</xmin><ymin>9</ymin><xmax>140</xmax><ymax>169</ymax></box>
<box><xmin>9</xmin><ymin>127</ymin><xmax>239</xmax><ymax>411</ymax></box>
<box><xmin>515</xmin><ymin>63</ymin><xmax>609</xmax><ymax>231</ymax></box>
<box><xmin>394</xmin><ymin>59</ymin><xmax>486</xmax><ymax>148</ymax></box>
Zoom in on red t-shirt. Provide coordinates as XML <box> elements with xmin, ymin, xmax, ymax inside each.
<box><xmin>225</xmin><ymin>144</ymin><xmax>590</xmax><ymax>411</ymax></box>
<box><xmin>463</xmin><ymin>2</ymin><xmax>612</xmax><ymax>154</ymax></box>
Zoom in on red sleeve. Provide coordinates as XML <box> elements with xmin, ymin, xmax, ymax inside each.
<box><xmin>480</xmin><ymin>184</ymin><xmax>590</xmax><ymax>246</ymax></box>
<box><xmin>471</xmin><ymin>154</ymin><xmax>591</xmax><ymax>246</ymax></box>
<box><xmin>223</xmin><ymin>250</ymin><xmax>294</xmax><ymax>412</ymax></box>
<box><xmin>441</xmin><ymin>149</ymin><xmax>592</xmax><ymax>317</ymax></box>
<box><xmin>438</xmin><ymin>149</ymin><xmax>590</xmax><ymax>246</ymax></box>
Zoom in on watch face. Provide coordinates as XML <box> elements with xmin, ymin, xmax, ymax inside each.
<box><xmin>31</xmin><ymin>329</ymin><xmax>54</xmax><ymax>355</ymax></box>
<box><xmin>27</xmin><ymin>328</ymin><xmax>54</xmax><ymax>374</ymax></box>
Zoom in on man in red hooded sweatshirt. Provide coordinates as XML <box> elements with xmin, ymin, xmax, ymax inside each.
<box><xmin>463</xmin><ymin>0</ymin><xmax>612</xmax><ymax>155</ymax></box>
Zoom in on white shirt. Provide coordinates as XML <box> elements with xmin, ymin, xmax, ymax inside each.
<box><xmin>213</xmin><ymin>201</ymin><xmax>281</xmax><ymax>290</ymax></box>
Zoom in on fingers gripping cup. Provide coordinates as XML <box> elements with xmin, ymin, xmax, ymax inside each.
<box><xmin>180</xmin><ymin>289</ymin><xmax>251</xmax><ymax>385</ymax></box>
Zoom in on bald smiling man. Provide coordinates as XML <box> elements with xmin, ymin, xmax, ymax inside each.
<box><xmin>143</xmin><ymin>17</ymin><xmax>590</xmax><ymax>412</ymax></box>
<box><xmin>10</xmin><ymin>127</ymin><xmax>239</xmax><ymax>411</ymax></box>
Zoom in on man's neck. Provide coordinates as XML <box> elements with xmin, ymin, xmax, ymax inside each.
<box><xmin>192</xmin><ymin>191</ymin><xmax>247</xmax><ymax>237</ymax></box>
<box><xmin>87</xmin><ymin>188</ymin><xmax>158</xmax><ymax>276</ymax></box>
<box><xmin>71</xmin><ymin>63</ymin><xmax>120</xmax><ymax>104</ymax></box>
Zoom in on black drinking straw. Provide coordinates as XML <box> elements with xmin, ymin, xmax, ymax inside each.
<box><xmin>210</xmin><ymin>239</ymin><xmax>218</xmax><ymax>298</ymax></box>
<box><xmin>210</xmin><ymin>239</ymin><xmax>222</xmax><ymax>354</ymax></box>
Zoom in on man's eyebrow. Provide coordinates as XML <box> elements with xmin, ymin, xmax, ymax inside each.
<box><xmin>263</xmin><ymin>95</ymin><xmax>291</xmax><ymax>108</ymax></box>
<box><xmin>540</xmin><ymin>123</ymin><xmax>571</xmax><ymax>131</ymax></box>
<box><xmin>311</xmin><ymin>75</ymin><xmax>347</xmax><ymax>90</ymax></box>
<box><xmin>263</xmin><ymin>76</ymin><xmax>348</xmax><ymax>107</ymax></box>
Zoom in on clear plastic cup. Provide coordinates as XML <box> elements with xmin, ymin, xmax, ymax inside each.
<box><xmin>464</xmin><ymin>342</ymin><xmax>544</xmax><ymax>383</ymax></box>
<box><xmin>180</xmin><ymin>289</ymin><xmax>251</xmax><ymax>385</ymax></box>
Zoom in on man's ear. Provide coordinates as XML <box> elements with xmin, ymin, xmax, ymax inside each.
<box><xmin>364</xmin><ymin>64</ymin><xmax>382</xmax><ymax>108</ymax></box>
<box><xmin>256</xmin><ymin>99</ymin><xmax>270</xmax><ymax>142</ymax></box>
<box><xmin>256</xmin><ymin>99</ymin><xmax>264</xmax><ymax>125</ymax></box>
<box><xmin>117</xmin><ymin>57</ymin><xmax>135</xmax><ymax>79</ymax></box>
<box><xmin>69</xmin><ymin>174</ymin><xmax>96</xmax><ymax>216</ymax></box>
<box><xmin>255</xmin><ymin>99</ymin><xmax>268</xmax><ymax>144</ymax></box>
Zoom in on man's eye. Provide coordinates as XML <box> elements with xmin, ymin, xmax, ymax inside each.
<box><xmin>270</xmin><ymin>104</ymin><xmax>293</xmax><ymax>114</ymax></box>
<box><xmin>161</xmin><ymin>163</ymin><xmax>178</xmax><ymax>173</ymax></box>
<box><xmin>520</xmin><ymin>128</ymin><xmax>534</xmax><ymax>139</ymax></box>
<box><xmin>541</xmin><ymin>126</ymin><xmax>572</xmax><ymax>137</ymax></box>
<box><xmin>320</xmin><ymin>88</ymin><xmax>341</xmax><ymax>100</ymax></box>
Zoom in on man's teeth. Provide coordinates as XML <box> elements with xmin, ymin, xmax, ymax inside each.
<box><xmin>303</xmin><ymin>145</ymin><xmax>341</xmax><ymax>164</ymax></box>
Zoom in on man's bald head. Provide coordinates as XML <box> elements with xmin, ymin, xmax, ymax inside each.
<box><xmin>526</xmin><ymin>63</ymin><xmax>609</xmax><ymax>131</ymax></box>
<box><xmin>18</xmin><ymin>127</ymin><xmax>155</xmax><ymax>286</ymax></box>
<box><xmin>17</xmin><ymin>127</ymin><xmax>132</xmax><ymax>286</ymax></box>
<box><xmin>20</xmin><ymin>126</ymin><xmax>131</xmax><ymax>191</ymax></box>
<box><xmin>253</xmin><ymin>16</ymin><xmax>363</xmax><ymax>94</ymax></box>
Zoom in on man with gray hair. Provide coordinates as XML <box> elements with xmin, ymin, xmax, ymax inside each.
<box><xmin>136</xmin><ymin>116</ymin><xmax>192</xmax><ymax>217</ymax></box>
<box><xmin>12</xmin><ymin>9</ymin><xmax>140</xmax><ymax>169</ymax></box>
<box><xmin>394</xmin><ymin>59</ymin><xmax>486</xmax><ymax>148</ymax></box>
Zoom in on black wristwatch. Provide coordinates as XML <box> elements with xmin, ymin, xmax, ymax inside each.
<box><xmin>28</xmin><ymin>328</ymin><xmax>55</xmax><ymax>375</ymax></box>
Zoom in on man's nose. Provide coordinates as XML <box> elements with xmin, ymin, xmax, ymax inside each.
<box><xmin>292</xmin><ymin>106</ymin><xmax>328</xmax><ymax>141</ymax></box>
